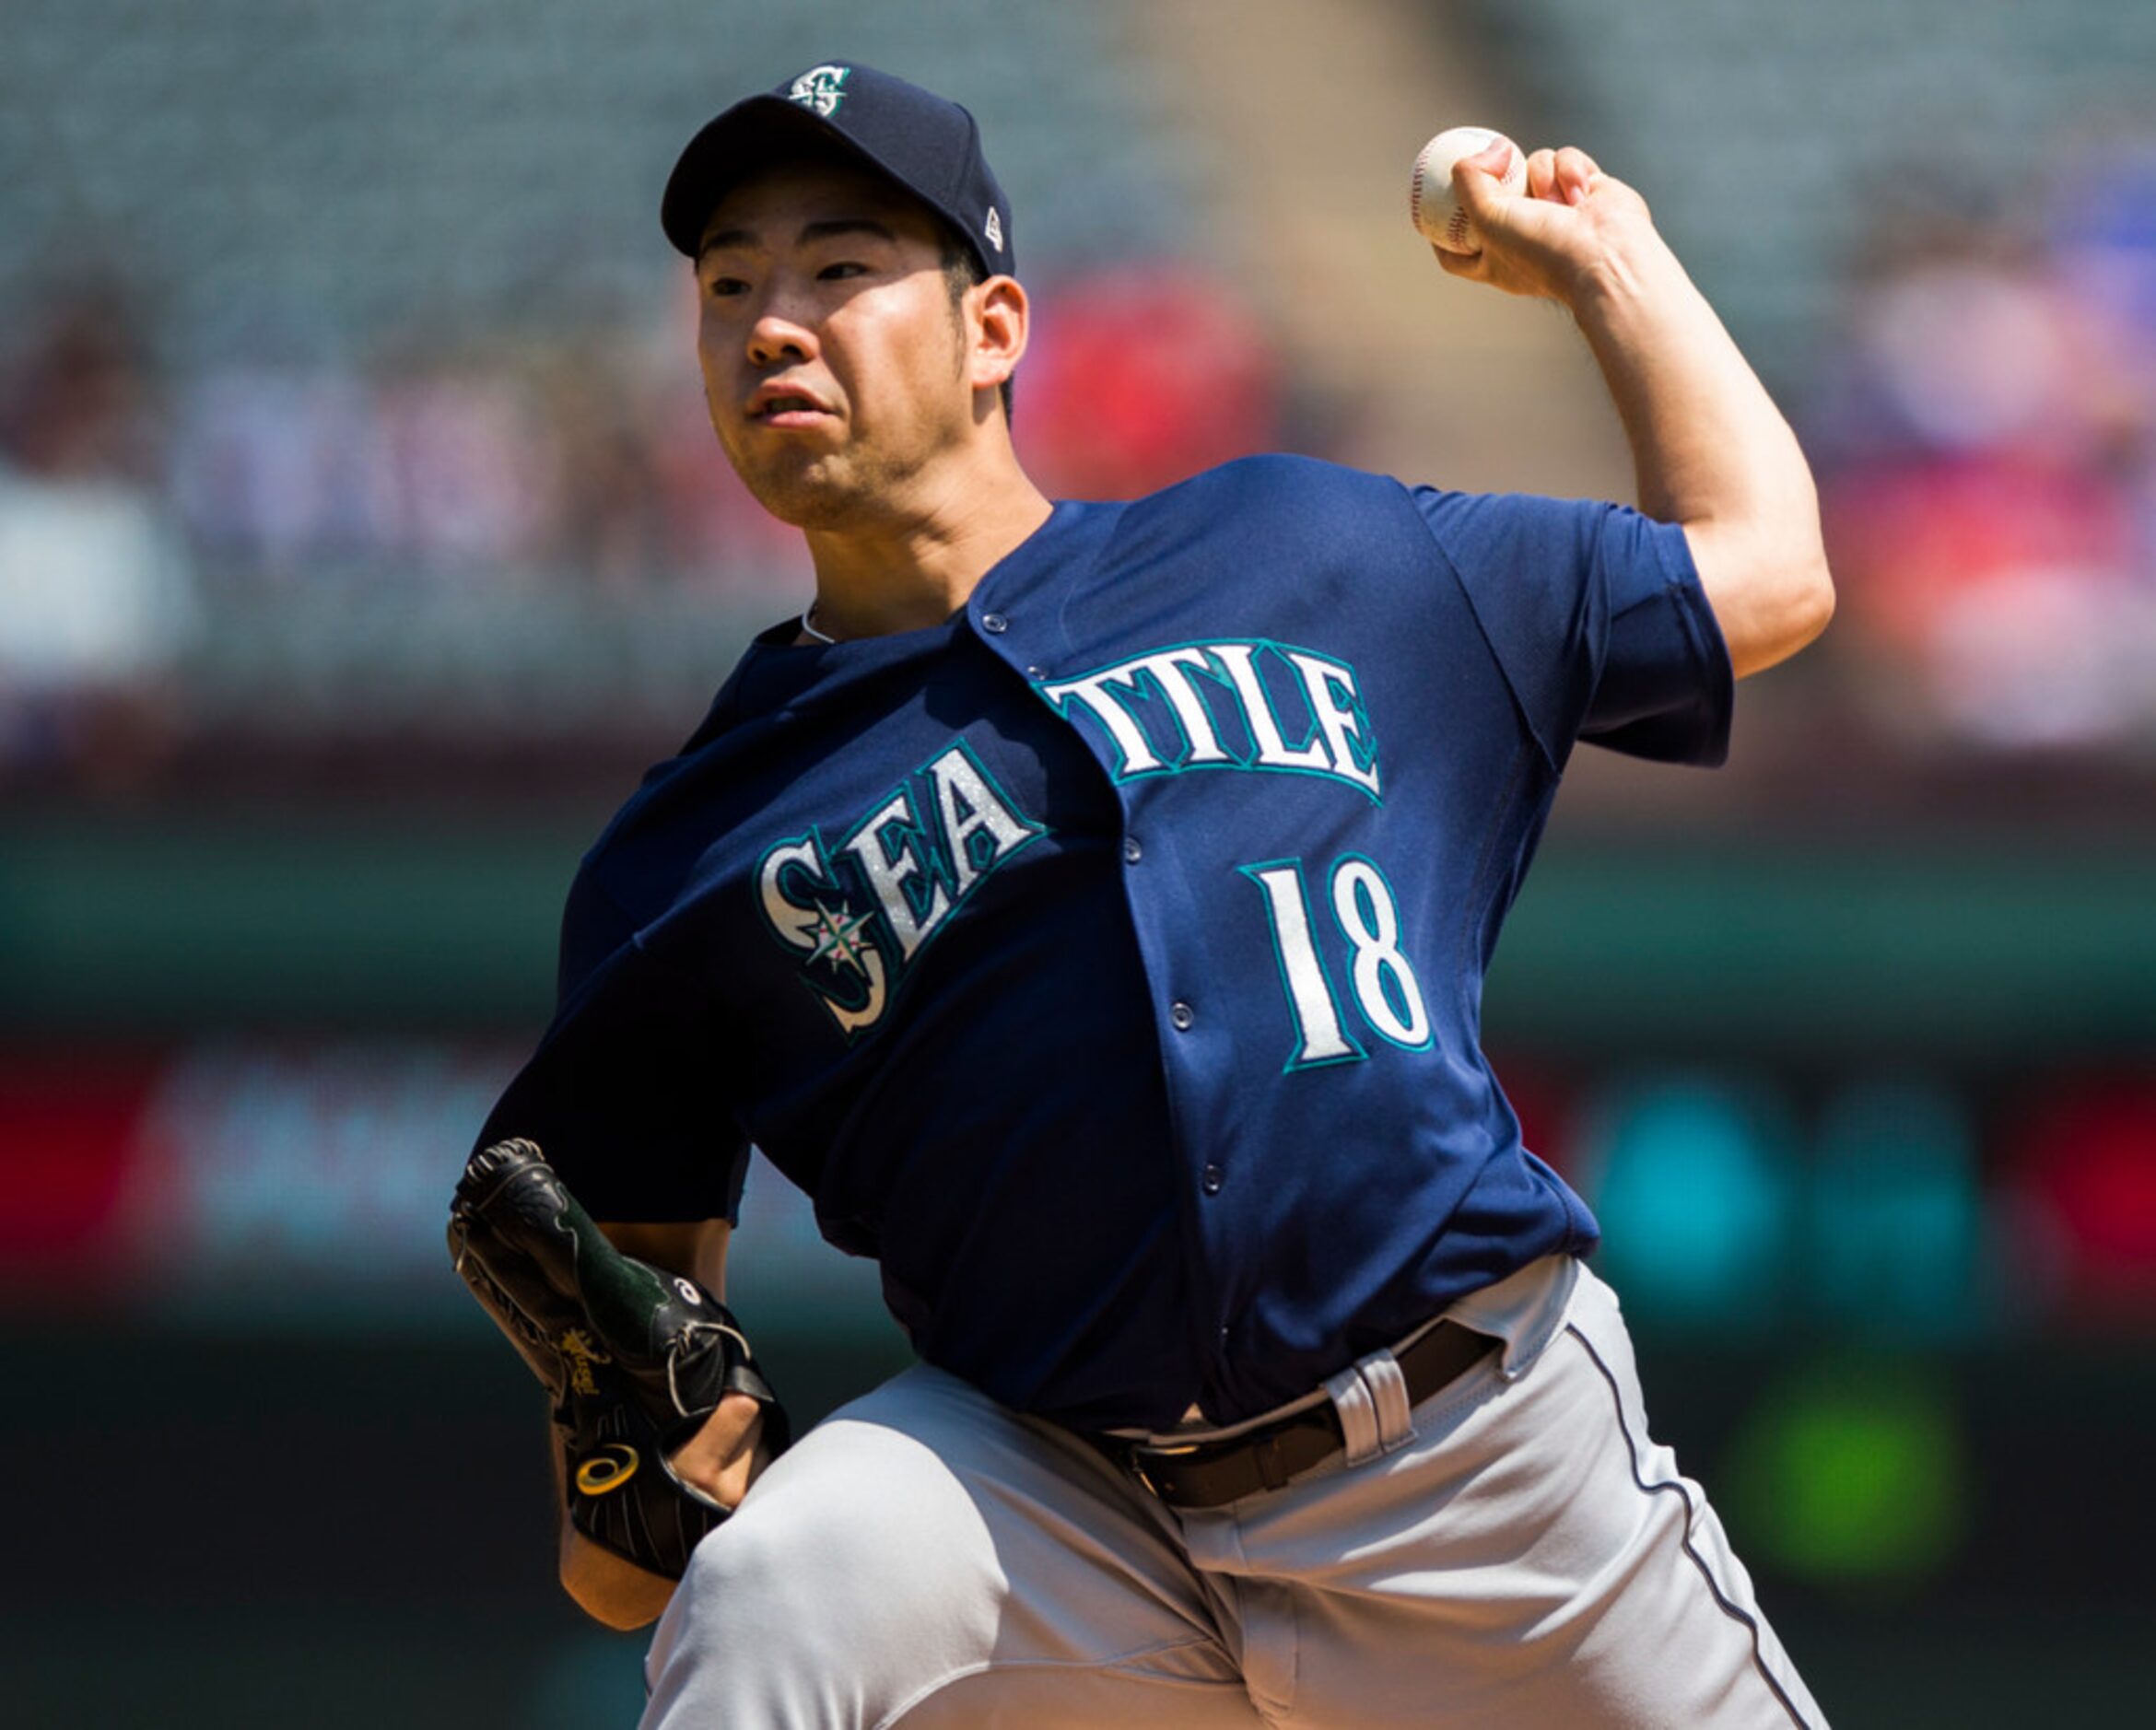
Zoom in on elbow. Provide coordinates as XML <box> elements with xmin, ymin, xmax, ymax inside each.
<box><xmin>1706</xmin><ymin>531</ymin><xmax>1834</xmax><ymax>680</ymax></box>
<box><xmin>1728</xmin><ymin>554</ymin><xmax>1833</xmax><ymax>679</ymax></box>
<box><xmin>1686</xmin><ymin>515</ymin><xmax>1835</xmax><ymax>678</ymax></box>
<box><xmin>1786</xmin><ymin>547</ymin><xmax>1836</xmax><ymax>656</ymax></box>
<box><xmin>1776</xmin><ymin>475</ymin><xmax>1837</xmax><ymax>655</ymax></box>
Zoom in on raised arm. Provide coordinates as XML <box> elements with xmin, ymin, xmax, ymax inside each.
<box><xmin>557</xmin><ymin>1216</ymin><xmax>771</xmax><ymax>1630</ymax></box>
<box><xmin>1445</xmin><ymin>138</ymin><xmax>1834</xmax><ymax>678</ymax></box>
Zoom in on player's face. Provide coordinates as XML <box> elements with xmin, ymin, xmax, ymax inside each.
<box><xmin>694</xmin><ymin>161</ymin><xmax>978</xmax><ymax>530</ymax></box>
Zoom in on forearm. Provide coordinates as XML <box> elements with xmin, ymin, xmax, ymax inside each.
<box><xmin>1572</xmin><ymin>236</ymin><xmax>1813</xmax><ymax>547</ymax></box>
<box><xmin>556</xmin><ymin>1215</ymin><xmax>767</xmax><ymax>1626</ymax></box>
<box><xmin>1570</xmin><ymin>236</ymin><xmax>1831</xmax><ymax>673</ymax></box>
<box><xmin>451</xmin><ymin>1144</ymin><xmax>781</xmax><ymax>1631</ymax></box>
<box><xmin>1441</xmin><ymin>139</ymin><xmax>1834</xmax><ymax>676</ymax></box>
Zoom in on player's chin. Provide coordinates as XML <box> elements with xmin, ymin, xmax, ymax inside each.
<box><xmin>735</xmin><ymin>461</ymin><xmax>870</xmax><ymax>531</ymax></box>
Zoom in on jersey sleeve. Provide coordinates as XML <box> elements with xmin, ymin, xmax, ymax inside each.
<box><xmin>474</xmin><ymin>868</ymin><xmax>751</xmax><ymax>1225</ymax></box>
<box><xmin>1411</xmin><ymin>487</ymin><xmax>1734</xmax><ymax>767</ymax></box>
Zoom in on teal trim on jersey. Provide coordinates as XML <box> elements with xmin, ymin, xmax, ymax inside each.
<box><xmin>936</xmin><ymin>736</ymin><xmax>1052</xmax><ymax>882</ymax></box>
<box><xmin>1036</xmin><ymin>637</ymin><xmax>1384</xmax><ymax>806</ymax></box>
<box><xmin>1238</xmin><ymin>856</ymin><xmax>1369</xmax><ymax>1075</ymax></box>
<box><xmin>752</xmin><ymin>826</ymin><xmax>840</xmax><ymax>958</ymax></box>
<box><xmin>838</xmin><ymin>737</ymin><xmax>1053</xmax><ymax>936</ymax></box>
<box><xmin>789</xmin><ymin>946</ymin><xmax>886</xmax><ymax>1035</ymax></box>
<box><xmin>1109</xmin><ymin>660</ymin><xmax>1221</xmax><ymax>775</ymax></box>
<box><xmin>1330</xmin><ymin>851</ymin><xmax>1436</xmax><ymax>1053</ymax></box>
<box><xmin>840</xmin><ymin>791</ymin><xmax>955</xmax><ymax>945</ymax></box>
<box><xmin>751</xmin><ymin>826</ymin><xmax>889</xmax><ymax>1029</ymax></box>
<box><xmin>1319</xmin><ymin>670</ymin><xmax>1383</xmax><ymax>789</ymax></box>
<box><xmin>756</xmin><ymin>735</ymin><xmax>1051</xmax><ymax>1045</ymax></box>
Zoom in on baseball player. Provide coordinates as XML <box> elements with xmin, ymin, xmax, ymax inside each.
<box><xmin>457</xmin><ymin>59</ymin><xmax>1834</xmax><ymax>1728</ymax></box>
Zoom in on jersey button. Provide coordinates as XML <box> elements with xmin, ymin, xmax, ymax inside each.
<box><xmin>1201</xmin><ymin>1163</ymin><xmax>1224</xmax><ymax>1195</ymax></box>
<box><xmin>1123</xmin><ymin>836</ymin><xmax>1142</xmax><ymax>864</ymax></box>
<box><xmin>1170</xmin><ymin>1000</ymin><xmax>1194</xmax><ymax>1031</ymax></box>
<box><xmin>981</xmin><ymin>612</ymin><xmax>1010</xmax><ymax>634</ymax></box>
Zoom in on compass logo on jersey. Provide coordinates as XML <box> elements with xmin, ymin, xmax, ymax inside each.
<box><xmin>787</xmin><ymin>64</ymin><xmax>851</xmax><ymax>118</ymax></box>
<box><xmin>756</xmin><ymin>738</ymin><xmax>1046</xmax><ymax>1038</ymax></box>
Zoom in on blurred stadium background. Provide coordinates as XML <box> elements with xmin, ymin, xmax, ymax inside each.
<box><xmin>4</xmin><ymin>1</ymin><xmax>2153</xmax><ymax>1724</ymax></box>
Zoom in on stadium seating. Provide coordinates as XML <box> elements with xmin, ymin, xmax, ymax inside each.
<box><xmin>0</xmin><ymin>0</ymin><xmax>1206</xmax><ymax>353</ymax></box>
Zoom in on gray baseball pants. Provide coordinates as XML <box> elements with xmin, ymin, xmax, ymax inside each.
<box><xmin>640</xmin><ymin>1256</ymin><xmax>1826</xmax><ymax>1727</ymax></box>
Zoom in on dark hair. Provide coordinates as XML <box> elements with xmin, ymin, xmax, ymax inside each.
<box><xmin>939</xmin><ymin>234</ymin><xmax>1014</xmax><ymax>421</ymax></box>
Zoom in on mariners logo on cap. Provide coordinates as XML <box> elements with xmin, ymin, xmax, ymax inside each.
<box><xmin>788</xmin><ymin>64</ymin><xmax>851</xmax><ymax>118</ymax></box>
<box><xmin>984</xmin><ymin>207</ymin><xmax>1004</xmax><ymax>254</ymax></box>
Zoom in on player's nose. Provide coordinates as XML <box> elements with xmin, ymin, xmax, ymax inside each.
<box><xmin>746</xmin><ymin>316</ymin><xmax>816</xmax><ymax>368</ymax></box>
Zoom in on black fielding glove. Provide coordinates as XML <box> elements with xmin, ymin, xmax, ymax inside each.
<box><xmin>448</xmin><ymin>1138</ymin><xmax>790</xmax><ymax>1579</ymax></box>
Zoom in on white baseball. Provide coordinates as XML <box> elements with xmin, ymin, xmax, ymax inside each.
<box><xmin>1410</xmin><ymin>126</ymin><xmax>1527</xmax><ymax>255</ymax></box>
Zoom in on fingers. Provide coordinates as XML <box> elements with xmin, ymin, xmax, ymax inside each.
<box><xmin>1524</xmin><ymin>146</ymin><xmax>1602</xmax><ymax>205</ymax></box>
<box><xmin>668</xmin><ymin>1390</ymin><xmax>767</xmax><ymax>1506</ymax></box>
<box><xmin>1553</xmin><ymin>146</ymin><xmax>1602</xmax><ymax>205</ymax></box>
<box><xmin>1435</xmin><ymin>134</ymin><xmax>1628</xmax><ymax>303</ymax></box>
<box><xmin>1449</xmin><ymin>135</ymin><xmax>1515</xmax><ymax>220</ymax></box>
<box><xmin>1435</xmin><ymin>242</ymin><xmax>1485</xmax><ymax>280</ymax></box>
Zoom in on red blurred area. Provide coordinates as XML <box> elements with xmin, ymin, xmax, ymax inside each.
<box><xmin>1825</xmin><ymin>451</ymin><xmax>2137</xmax><ymax>653</ymax></box>
<box><xmin>2014</xmin><ymin>1078</ymin><xmax>2156</xmax><ymax>1317</ymax></box>
<box><xmin>0</xmin><ymin>1051</ymin><xmax>158</xmax><ymax>1281</ymax></box>
<box><xmin>1807</xmin><ymin>211</ymin><xmax>2156</xmax><ymax>752</ymax></box>
<box><xmin>1017</xmin><ymin>267</ymin><xmax>1279</xmax><ymax>501</ymax></box>
<box><xmin>1490</xmin><ymin>1054</ymin><xmax>1576</xmax><ymax>1178</ymax></box>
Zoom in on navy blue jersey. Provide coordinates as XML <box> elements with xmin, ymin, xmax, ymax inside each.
<box><xmin>478</xmin><ymin>455</ymin><xmax>1730</xmax><ymax>1430</ymax></box>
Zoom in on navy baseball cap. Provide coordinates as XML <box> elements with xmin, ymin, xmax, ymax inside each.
<box><xmin>662</xmin><ymin>62</ymin><xmax>1014</xmax><ymax>278</ymax></box>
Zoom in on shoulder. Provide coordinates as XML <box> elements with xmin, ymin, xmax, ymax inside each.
<box><xmin>1128</xmin><ymin>453</ymin><xmax>1408</xmax><ymax>516</ymax></box>
<box><xmin>562</xmin><ymin>642</ymin><xmax>775</xmax><ymax>941</ymax></box>
<box><xmin>1108</xmin><ymin>456</ymin><xmax>1428</xmax><ymax>567</ymax></box>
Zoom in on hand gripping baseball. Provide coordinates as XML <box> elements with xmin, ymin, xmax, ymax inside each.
<box><xmin>448</xmin><ymin>1138</ymin><xmax>791</xmax><ymax>1578</ymax></box>
<box><xmin>1437</xmin><ymin>136</ymin><xmax>1654</xmax><ymax>306</ymax></box>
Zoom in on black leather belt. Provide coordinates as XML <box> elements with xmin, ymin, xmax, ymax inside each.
<box><xmin>1096</xmin><ymin>1320</ymin><xmax>1499</xmax><ymax>1510</ymax></box>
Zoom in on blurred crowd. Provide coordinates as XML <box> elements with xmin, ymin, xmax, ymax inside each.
<box><xmin>0</xmin><ymin>290</ymin><xmax>195</xmax><ymax>789</ymax></box>
<box><xmin>0</xmin><ymin>282</ymin><xmax>790</xmax><ymax>789</ymax></box>
<box><xmin>0</xmin><ymin>265</ymin><xmax>1279</xmax><ymax>792</ymax></box>
<box><xmin>1809</xmin><ymin>131</ymin><xmax>2156</xmax><ymax>754</ymax></box>
<box><xmin>12</xmin><ymin>124</ymin><xmax>2156</xmax><ymax>793</ymax></box>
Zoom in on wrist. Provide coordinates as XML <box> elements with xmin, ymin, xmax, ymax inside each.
<box><xmin>668</xmin><ymin>1396</ymin><xmax>767</xmax><ymax>1507</ymax></box>
<box><xmin>1564</xmin><ymin>226</ymin><xmax>1678</xmax><ymax>327</ymax></box>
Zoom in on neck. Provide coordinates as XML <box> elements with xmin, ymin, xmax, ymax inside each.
<box><xmin>800</xmin><ymin>449</ymin><xmax>1053</xmax><ymax>640</ymax></box>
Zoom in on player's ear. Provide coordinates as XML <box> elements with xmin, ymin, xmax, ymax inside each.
<box><xmin>969</xmin><ymin>275</ymin><xmax>1028</xmax><ymax>402</ymax></box>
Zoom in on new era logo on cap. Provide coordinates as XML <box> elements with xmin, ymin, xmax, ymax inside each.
<box><xmin>662</xmin><ymin>60</ymin><xmax>1014</xmax><ymax>279</ymax></box>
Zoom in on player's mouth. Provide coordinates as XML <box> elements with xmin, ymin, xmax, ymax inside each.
<box><xmin>748</xmin><ymin>382</ymin><xmax>838</xmax><ymax>428</ymax></box>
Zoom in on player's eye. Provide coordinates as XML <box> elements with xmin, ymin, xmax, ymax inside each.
<box><xmin>816</xmin><ymin>261</ymin><xmax>869</xmax><ymax>282</ymax></box>
<box><xmin>703</xmin><ymin>275</ymin><xmax>750</xmax><ymax>299</ymax></box>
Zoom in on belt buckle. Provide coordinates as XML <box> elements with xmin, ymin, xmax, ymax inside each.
<box><xmin>1126</xmin><ymin>1439</ymin><xmax>1201</xmax><ymax>1501</ymax></box>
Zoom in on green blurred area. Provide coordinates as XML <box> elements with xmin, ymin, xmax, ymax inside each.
<box><xmin>3</xmin><ymin>1320</ymin><xmax>2148</xmax><ymax>1730</ymax></box>
<box><xmin>7</xmin><ymin>812</ymin><xmax>2151</xmax><ymax>1057</ymax></box>
<box><xmin>7</xmin><ymin>817</ymin><xmax>2148</xmax><ymax>1729</ymax></box>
